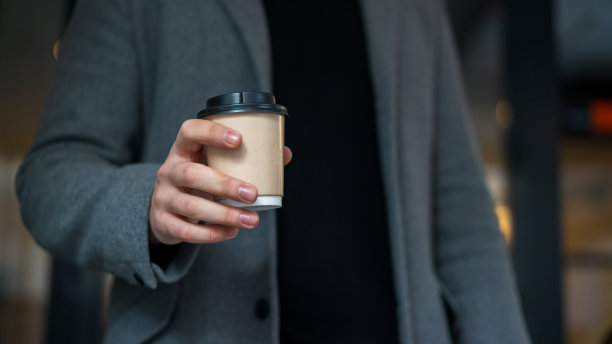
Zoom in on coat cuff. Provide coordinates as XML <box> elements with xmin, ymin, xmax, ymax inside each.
<box><xmin>150</xmin><ymin>242</ymin><xmax>200</xmax><ymax>285</ymax></box>
<box><xmin>101</xmin><ymin>163</ymin><xmax>200</xmax><ymax>289</ymax></box>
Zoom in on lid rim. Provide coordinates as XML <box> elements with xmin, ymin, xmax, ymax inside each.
<box><xmin>197</xmin><ymin>97</ymin><xmax>289</xmax><ymax>118</ymax></box>
<box><xmin>197</xmin><ymin>106</ymin><xmax>289</xmax><ymax>118</ymax></box>
<box><xmin>197</xmin><ymin>92</ymin><xmax>289</xmax><ymax>118</ymax></box>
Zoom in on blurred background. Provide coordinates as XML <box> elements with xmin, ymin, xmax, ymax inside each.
<box><xmin>1</xmin><ymin>0</ymin><xmax>611</xmax><ymax>343</ymax></box>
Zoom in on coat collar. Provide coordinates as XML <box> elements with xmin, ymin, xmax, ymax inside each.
<box><xmin>216</xmin><ymin>0</ymin><xmax>399</xmax><ymax>128</ymax></box>
<box><xmin>358</xmin><ymin>0</ymin><xmax>402</xmax><ymax>219</ymax></box>
<box><xmin>359</xmin><ymin>2</ymin><xmax>416</xmax><ymax>343</ymax></box>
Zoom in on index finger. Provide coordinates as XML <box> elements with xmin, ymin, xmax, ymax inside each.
<box><xmin>172</xmin><ymin>119</ymin><xmax>242</xmax><ymax>158</ymax></box>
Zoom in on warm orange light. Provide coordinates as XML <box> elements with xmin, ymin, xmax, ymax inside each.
<box><xmin>495</xmin><ymin>204</ymin><xmax>513</xmax><ymax>246</ymax></box>
<box><xmin>53</xmin><ymin>40</ymin><xmax>60</xmax><ymax>60</ymax></box>
<box><xmin>495</xmin><ymin>100</ymin><xmax>514</xmax><ymax>129</ymax></box>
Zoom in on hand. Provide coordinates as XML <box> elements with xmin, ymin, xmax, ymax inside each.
<box><xmin>149</xmin><ymin>119</ymin><xmax>292</xmax><ymax>245</ymax></box>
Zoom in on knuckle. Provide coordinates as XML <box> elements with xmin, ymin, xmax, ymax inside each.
<box><xmin>151</xmin><ymin>190</ymin><xmax>165</xmax><ymax>208</ymax></box>
<box><xmin>209</xmin><ymin>122</ymin><xmax>225</xmax><ymax>136</ymax></box>
<box><xmin>206</xmin><ymin>228</ymin><xmax>217</xmax><ymax>243</ymax></box>
<box><xmin>179</xmin><ymin>119</ymin><xmax>195</xmax><ymax>134</ymax></box>
<box><xmin>156</xmin><ymin>165</ymin><xmax>170</xmax><ymax>182</ymax></box>
<box><xmin>182</xmin><ymin>198</ymin><xmax>200</xmax><ymax>217</ymax></box>
<box><xmin>206</xmin><ymin>226</ymin><xmax>229</xmax><ymax>243</ymax></box>
<box><xmin>209</xmin><ymin>122</ymin><xmax>230</xmax><ymax>143</ymax></box>
<box><xmin>176</xmin><ymin>224</ymin><xmax>194</xmax><ymax>242</ymax></box>
<box><xmin>222</xmin><ymin>207</ymin><xmax>240</xmax><ymax>225</ymax></box>
<box><xmin>220</xmin><ymin>176</ymin><xmax>238</xmax><ymax>196</ymax></box>
<box><xmin>181</xmin><ymin>164</ymin><xmax>200</xmax><ymax>185</ymax></box>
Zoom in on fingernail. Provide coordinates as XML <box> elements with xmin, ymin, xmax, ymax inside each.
<box><xmin>225</xmin><ymin>131</ymin><xmax>241</xmax><ymax>146</ymax></box>
<box><xmin>238</xmin><ymin>185</ymin><xmax>257</xmax><ymax>202</ymax></box>
<box><xmin>224</xmin><ymin>227</ymin><xmax>239</xmax><ymax>237</ymax></box>
<box><xmin>240</xmin><ymin>213</ymin><xmax>259</xmax><ymax>227</ymax></box>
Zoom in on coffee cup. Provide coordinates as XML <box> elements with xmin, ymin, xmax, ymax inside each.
<box><xmin>197</xmin><ymin>92</ymin><xmax>288</xmax><ymax>211</ymax></box>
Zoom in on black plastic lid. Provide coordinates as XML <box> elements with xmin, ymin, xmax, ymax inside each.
<box><xmin>197</xmin><ymin>92</ymin><xmax>288</xmax><ymax>118</ymax></box>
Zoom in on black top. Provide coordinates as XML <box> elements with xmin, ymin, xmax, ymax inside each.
<box><xmin>263</xmin><ymin>0</ymin><xmax>399</xmax><ymax>343</ymax></box>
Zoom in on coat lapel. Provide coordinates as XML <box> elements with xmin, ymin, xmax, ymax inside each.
<box><xmin>218</xmin><ymin>0</ymin><xmax>414</xmax><ymax>342</ymax></box>
<box><xmin>359</xmin><ymin>1</ymin><xmax>415</xmax><ymax>343</ymax></box>
<box><xmin>216</xmin><ymin>0</ymin><xmax>271</xmax><ymax>91</ymax></box>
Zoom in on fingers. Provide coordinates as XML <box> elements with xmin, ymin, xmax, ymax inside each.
<box><xmin>172</xmin><ymin>119</ymin><xmax>242</xmax><ymax>158</ymax></box>
<box><xmin>283</xmin><ymin>146</ymin><xmax>292</xmax><ymax>166</ymax></box>
<box><xmin>172</xmin><ymin>119</ymin><xmax>293</xmax><ymax>168</ymax></box>
<box><xmin>166</xmin><ymin>191</ymin><xmax>260</xmax><ymax>229</ymax></box>
<box><xmin>149</xmin><ymin>184</ymin><xmax>260</xmax><ymax>245</ymax></box>
<box><xmin>166</xmin><ymin>162</ymin><xmax>258</xmax><ymax>204</ymax></box>
<box><xmin>149</xmin><ymin>119</ymin><xmax>293</xmax><ymax>245</ymax></box>
<box><xmin>151</xmin><ymin>211</ymin><xmax>240</xmax><ymax>245</ymax></box>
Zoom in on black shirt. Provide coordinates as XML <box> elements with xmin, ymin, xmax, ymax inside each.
<box><xmin>263</xmin><ymin>0</ymin><xmax>399</xmax><ymax>343</ymax></box>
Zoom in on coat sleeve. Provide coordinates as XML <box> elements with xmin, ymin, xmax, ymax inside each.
<box><xmin>431</xmin><ymin>4</ymin><xmax>530</xmax><ymax>343</ymax></box>
<box><xmin>15</xmin><ymin>0</ymin><xmax>199</xmax><ymax>289</ymax></box>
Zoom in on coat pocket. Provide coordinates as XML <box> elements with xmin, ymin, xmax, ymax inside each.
<box><xmin>103</xmin><ymin>282</ymin><xmax>181</xmax><ymax>343</ymax></box>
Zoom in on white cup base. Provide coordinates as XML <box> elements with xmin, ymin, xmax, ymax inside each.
<box><xmin>218</xmin><ymin>196</ymin><xmax>282</xmax><ymax>212</ymax></box>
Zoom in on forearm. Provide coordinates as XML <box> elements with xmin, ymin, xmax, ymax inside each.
<box><xmin>17</xmin><ymin>147</ymin><xmax>156</xmax><ymax>280</ymax></box>
<box><xmin>15</xmin><ymin>0</ymin><xmax>199</xmax><ymax>289</ymax></box>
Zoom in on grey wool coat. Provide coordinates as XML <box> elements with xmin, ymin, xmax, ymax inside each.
<box><xmin>16</xmin><ymin>0</ymin><xmax>530</xmax><ymax>343</ymax></box>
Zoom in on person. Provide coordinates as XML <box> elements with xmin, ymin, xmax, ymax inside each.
<box><xmin>16</xmin><ymin>0</ymin><xmax>530</xmax><ymax>343</ymax></box>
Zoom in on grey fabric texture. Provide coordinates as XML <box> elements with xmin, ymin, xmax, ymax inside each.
<box><xmin>15</xmin><ymin>0</ymin><xmax>530</xmax><ymax>343</ymax></box>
